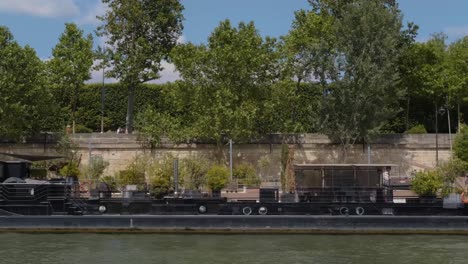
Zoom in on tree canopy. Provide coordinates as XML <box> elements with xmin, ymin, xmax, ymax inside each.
<box><xmin>97</xmin><ymin>0</ymin><xmax>184</xmax><ymax>133</ymax></box>
<box><xmin>48</xmin><ymin>23</ymin><xmax>94</xmax><ymax>134</ymax></box>
<box><xmin>0</xmin><ymin>26</ymin><xmax>61</xmax><ymax>140</ymax></box>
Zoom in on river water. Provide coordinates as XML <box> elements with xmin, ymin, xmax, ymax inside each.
<box><xmin>1</xmin><ymin>233</ymin><xmax>467</xmax><ymax>264</ymax></box>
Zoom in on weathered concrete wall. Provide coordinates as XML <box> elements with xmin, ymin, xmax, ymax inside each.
<box><xmin>0</xmin><ymin>133</ymin><xmax>453</xmax><ymax>181</ymax></box>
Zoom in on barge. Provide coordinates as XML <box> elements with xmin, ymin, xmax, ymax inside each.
<box><xmin>0</xmin><ymin>153</ymin><xmax>466</xmax><ymax>217</ymax></box>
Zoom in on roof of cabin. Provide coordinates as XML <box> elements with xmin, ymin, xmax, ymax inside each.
<box><xmin>0</xmin><ymin>153</ymin><xmax>63</xmax><ymax>163</ymax></box>
<box><xmin>294</xmin><ymin>164</ymin><xmax>398</xmax><ymax>169</ymax></box>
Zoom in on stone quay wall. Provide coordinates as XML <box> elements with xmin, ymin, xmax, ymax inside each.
<box><xmin>0</xmin><ymin>133</ymin><xmax>453</xmax><ymax>181</ymax></box>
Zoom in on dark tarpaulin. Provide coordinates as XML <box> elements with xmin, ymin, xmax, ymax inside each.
<box><xmin>0</xmin><ymin>153</ymin><xmax>64</xmax><ymax>162</ymax></box>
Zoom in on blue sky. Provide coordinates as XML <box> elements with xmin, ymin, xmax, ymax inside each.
<box><xmin>1</xmin><ymin>0</ymin><xmax>468</xmax><ymax>82</ymax></box>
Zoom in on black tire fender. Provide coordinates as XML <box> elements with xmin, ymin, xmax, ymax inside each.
<box><xmin>339</xmin><ymin>207</ymin><xmax>349</xmax><ymax>215</ymax></box>
<box><xmin>258</xmin><ymin>206</ymin><xmax>268</xmax><ymax>215</ymax></box>
<box><xmin>242</xmin><ymin>206</ymin><xmax>252</xmax><ymax>215</ymax></box>
<box><xmin>355</xmin><ymin>206</ymin><xmax>365</xmax><ymax>216</ymax></box>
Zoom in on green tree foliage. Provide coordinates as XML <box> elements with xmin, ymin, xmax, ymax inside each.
<box><xmin>47</xmin><ymin>23</ymin><xmax>94</xmax><ymax>134</ymax></box>
<box><xmin>180</xmin><ymin>156</ymin><xmax>210</xmax><ymax>191</ymax></box>
<box><xmin>437</xmin><ymin>158</ymin><xmax>468</xmax><ymax>194</ymax></box>
<box><xmin>206</xmin><ymin>165</ymin><xmax>229</xmax><ymax>191</ymax></box>
<box><xmin>411</xmin><ymin>170</ymin><xmax>443</xmax><ymax>197</ymax></box>
<box><xmin>100</xmin><ymin>175</ymin><xmax>119</xmax><ymax>192</ymax></box>
<box><xmin>454</xmin><ymin>125</ymin><xmax>468</xmax><ymax>162</ymax></box>
<box><xmin>447</xmin><ymin>37</ymin><xmax>468</xmax><ymax>130</ymax></box>
<box><xmin>233</xmin><ymin>163</ymin><xmax>261</xmax><ymax>187</ymax></box>
<box><xmin>59</xmin><ymin>163</ymin><xmax>80</xmax><ymax>178</ymax></box>
<box><xmin>118</xmin><ymin>158</ymin><xmax>147</xmax><ymax>186</ymax></box>
<box><xmin>135</xmin><ymin>107</ymin><xmax>181</xmax><ymax>148</ymax></box>
<box><xmin>97</xmin><ymin>0</ymin><xmax>184</xmax><ymax>133</ymax></box>
<box><xmin>281</xmin><ymin>8</ymin><xmax>336</xmax><ymax>91</ymax></box>
<box><xmin>406</xmin><ymin>124</ymin><xmax>427</xmax><ymax>134</ymax></box>
<box><xmin>79</xmin><ymin>83</ymin><xmax>169</xmax><ymax>132</ymax></box>
<box><xmin>171</xmin><ymin>20</ymin><xmax>280</xmax><ymax>147</ymax></box>
<box><xmin>147</xmin><ymin>154</ymin><xmax>182</xmax><ymax>198</ymax></box>
<box><xmin>85</xmin><ymin>156</ymin><xmax>110</xmax><ymax>180</ymax></box>
<box><xmin>312</xmin><ymin>0</ymin><xmax>407</xmax><ymax>161</ymax></box>
<box><xmin>419</xmin><ymin>34</ymin><xmax>450</xmax><ymax>118</ymax></box>
<box><xmin>0</xmin><ymin>26</ymin><xmax>61</xmax><ymax>140</ymax></box>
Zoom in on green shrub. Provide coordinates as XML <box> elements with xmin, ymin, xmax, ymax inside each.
<box><xmin>30</xmin><ymin>168</ymin><xmax>47</xmax><ymax>179</ymax></box>
<box><xmin>411</xmin><ymin>170</ymin><xmax>443</xmax><ymax>196</ymax></box>
<box><xmin>86</xmin><ymin>156</ymin><xmax>109</xmax><ymax>180</ymax></box>
<box><xmin>454</xmin><ymin>124</ymin><xmax>468</xmax><ymax>162</ymax></box>
<box><xmin>118</xmin><ymin>165</ymin><xmax>145</xmax><ymax>186</ymax></box>
<box><xmin>406</xmin><ymin>124</ymin><xmax>427</xmax><ymax>134</ymax></box>
<box><xmin>206</xmin><ymin>165</ymin><xmax>229</xmax><ymax>191</ymax></box>
<box><xmin>233</xmin><ymin>163</ymin><xmax>261</xmax><ymax>187</ymax></box>
<box><xmin>75</xmin><ymin>124</ymin><xmax>93</xmax><ymax>133</ymax></box>
<box><xmin>180</xmin><ymin>156</ymin><xmax>210</xmax><ymax>191</ymax></box>
<box><xmin>147</xmin><ymin>154</ymin><xmax>182</xmax><ymax>198</ymax></box>
<box><xmin>100</xmin><ymin>175</ymin><xmax>119</xmax><ymax>192</ymax></box>
<box><xmin>59</xmin><ymin>162</ymin><xmax>80</xmax><ymax>177</ymax></box>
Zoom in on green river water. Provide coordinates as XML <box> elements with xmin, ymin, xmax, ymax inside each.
<box><xmin>1</xmin><ymin>234</ymin><xmax>467</xmax><ymax>264</ymax></box>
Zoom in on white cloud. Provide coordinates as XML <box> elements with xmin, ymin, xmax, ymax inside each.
<box><xmin>87</xmin><ymin>60</ymin><xmax>181</xmax><ymax>84</ymax></box>
<box><xmin>0</xmin><ymin>0</ymin><xmax>79</xmax><ymax>17</ymax></box>
<box><xmin>444</xmin><ymin>25</ymin><xmax>468</xmax><ymax>39</ymax></box>
<box><xmin>76</xmin><ymin>1</ymin><xmax>107</xmax><ymax>26</ymax></box>
<box><xmin>151</xmin><ymin>61</ymin><xmax>181</xmax><ymax>84</ymax></box>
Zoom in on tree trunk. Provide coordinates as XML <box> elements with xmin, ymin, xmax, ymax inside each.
<box><xmin>126</xmin><ymin>85</ymin><xmax>136</xmax><ymax>134</ymax></box>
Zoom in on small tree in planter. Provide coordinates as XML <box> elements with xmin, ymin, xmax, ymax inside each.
<box><xmin>118</xmin><ymin>164</ymin><xmax>145</xmax><ymax>187</ymax></box>
<box><xmin>233</xmin><ymin>163</ymin><xmax>261</xmax><ymax>187</ymax></box>
<box><xmin>411</xmin><ymin>170</ymin><xmax>443</xmax><ymax>199</ymax></box>
<box><xmin>86</xmin><ymin>156</ymin><xmax>109</xmax><ymax>181</ymax></box>
<box><xmin>147</xmin><ymin>154</ymin><xmax>182</xmax><ymax>198</ymax></box>
<box><xmin>454</xmin><ymin>125</ymin><xmax>468</xmax><ymax>163</ymax></box>
<box><xmin>206</xmin><ymin>165</ymin><xmax>229</xmax><ymax>196</ymax></box>
<box><xmin>437</xmin><ymin>158</ymin><xmax>468</xmax><ymax>195</ymax></box>
<box><xmin>180</xmin><ymin>156</ymin><xmax>210</xmax><ymax>191</ymax></box>
<box><xmin>59</xmin><ymin>162</ymin><xmax>80</xmax><ymax>178</ymax></box>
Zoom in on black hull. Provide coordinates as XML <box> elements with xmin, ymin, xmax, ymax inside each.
<box><xmin>2</xmin><ymin>215</ymin><xmax>468</xmax><ymax>234</ymax></box>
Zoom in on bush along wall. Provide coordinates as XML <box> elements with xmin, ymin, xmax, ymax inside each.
<box><xmin>76</xmin><ymin>83</ymin><xmax>176</xmax><ymax>132</ymax></box>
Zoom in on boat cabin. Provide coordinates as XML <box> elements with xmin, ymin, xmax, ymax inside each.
<box><xmin>293</xmin><ymin>164</ymin><xmax>397</xmax><ymax>203</ymax></box>
<box><xmin>0</xmin><ymin>154</ymin><xmax>32</xmax><ymax>182</ymax></box>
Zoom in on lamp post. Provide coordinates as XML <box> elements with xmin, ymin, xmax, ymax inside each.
<box><xmin>436</xmin><ymin>104</ymin><xmax>452</xmax><ymax>166</ymax></box>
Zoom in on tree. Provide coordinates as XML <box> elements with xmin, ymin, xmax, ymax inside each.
<box><xmin>454</xmin><ymin>125</ymin><xmax>468</xmax><ymax>162</ymax></box>
<box><xmin>48</xmin><ymin>23</ymin><xmax>94</xmax><ymax>134</ymax></box>
<box><xmin>172</xmin><ymin>20</ymin><xmax>280</xmax><ymax>155</ymax></box>
<box><xmin>147</xmin><ymin>154</ymin><xmax>181</xmax><ymax>198</ymax></box>
<box><xmin>279</xmin><ymin>8</ymin><xmax>337</xmax><ymax>134</ymax></box>
<box><xmin>437</xmin><ymin>158</ymin><xmax>468</xmax><ymax>194</ymax></box>
<box><xmin>180</xmin><ymin>156</ymin><xmax>210</xmax><ymax>191</ymax></box>
<box><xmin>233</xmin><ymin>163</ymin><xmax>261</xmax><ymax>187</ymax></box>
<box><xmin>135</xmin><ymin>107</ymin><xmax>181</xmax><ymax>148</ymax></box>
<box><xmin>86</xmin><ymin>156</ymin><xmax>110</xmax><ymax>180</ymax></box>
<box><xmin>316</xmin><ymin>0</ymin><xmax>406</xmax><ymax>161</ymax></box>
<box><xmin>97</xmin><ymin>0</ymin><xmax>184</xmax><ymax>133</ymax></box>
<box><xmin>411</xmin><ymin>170</ymin><xmax>443</xmax><ymax>197</ymax></box>
<box><xmin>206</xmin><ymin>165</ymin><xmax>229</xmax><ymax>192</ymax></box>
<box><xmin>0</xmin><ymin>26</ymin><xmax>61</xmax><ymax>141</ymax></box>
<box><xmin>447</xmin><ymin>37</ymin><xmax>468</xmax><ymax>131</ymax></box>
<box><xmin>281</xmin><ymin>8</ymin><xmax>336</xmax><ymax>96</ymax></box>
